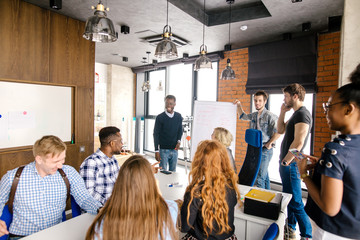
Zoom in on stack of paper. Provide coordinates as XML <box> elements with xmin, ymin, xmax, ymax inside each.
<box><xmin>245</xmin><ymin>189</ymin><xmax>276</xmax><ymax>203</ymax></box>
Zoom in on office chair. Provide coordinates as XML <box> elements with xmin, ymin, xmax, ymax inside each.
<box><xmin>262</xmin><ymin>222</ymin><xmax>279</xmax><ymax>240</ymax></box>
<box><xmin>0</xmin><ymin>196</ymin><xmax>81</xmax><ymax>240</ymax></box>
<box><xmin>238</xmin><ymin>129</ymin><xmax>263</xmax><ymax>186</ymax></box>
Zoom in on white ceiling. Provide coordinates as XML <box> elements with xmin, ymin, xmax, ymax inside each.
<box><xmin>23</xmin><ymin>0</ymin><xmax>344</xmax><ymax>68</ymax></box>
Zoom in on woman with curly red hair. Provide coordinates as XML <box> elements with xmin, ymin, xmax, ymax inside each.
<box><xmin>180</xmin><ymin>140</ymin><xmax>241</xmax><ymax>240</ymax></box>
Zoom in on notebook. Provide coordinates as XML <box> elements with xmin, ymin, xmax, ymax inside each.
<box><xmin>245</xmin><ymin>189</ymin><xmax>276</xmax><ymax>203</ymax></box>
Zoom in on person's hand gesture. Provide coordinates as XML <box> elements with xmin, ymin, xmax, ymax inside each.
<box><xmin>151</xmin><ymin>161</ymin><xmax>162</xmax><ymax>174</ymax></box>
<box><xmin>155</xmin><ymin>152</ymin><xmax>161</xmax><ymax>161</ymax></box>
<box><xmin>280</xmin><ymin>103</ymin><xmax>291</xmax><ymax>113</ymax></box>
<box><xmin>175</xmin><ymin>142</ymin><xmax>180</xmax><ymax>150</ymax></box>
<box><xmin>0</xmin><ymin>220</ymin><xmax>9</xmax><ymax>237</ymax></box>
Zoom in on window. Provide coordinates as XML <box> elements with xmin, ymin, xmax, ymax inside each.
<box><xmin>168</xmin><ymin>64</ymin><xmax>193</xmax><ymax>117</ymax></box>
<box><xmin>142</xmin><ymin>62</ymin><xmax>219</xmax><ymax>160</ymax></box>
<box><xmin>263</xmin><ymin>93</ymin><xmax>314</xmax><ymax>187</ymax></box>
<box><xmin>148</xmin><ymin>69</ymin><xmax>166</xmax><ymax>116</ymax></box>
<box><xmin>197</xmin><ymin>62</ymin><xmax>218</xmax><ymax>101</ymax></box>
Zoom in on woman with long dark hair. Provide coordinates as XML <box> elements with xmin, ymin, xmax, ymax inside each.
<box><xmin>295</xmin><ymin>64</ymin><xmax>360</xmax><ymax>239</ymax></box>
<box><xmin>86</xmin><ymin>155</ymin><xmax>178</xmax><ymax>240</ymax></box>
<box><xmin>180</xmin><ymin>140</ymin><xmax>241</xmax><ymax>240</ymax></box>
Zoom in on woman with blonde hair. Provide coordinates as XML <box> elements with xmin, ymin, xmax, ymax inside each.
<box><xmin>211</xmin><ymin>127</ymin><xmax>237</xmax><ymax>173</ymax></box>
<box><xmin>180</xmin><ymin>140</ymin><xmax>241</xmax><ymax>240</ymax></box>
<box><xmin>86</xmin><ymin>155</ymin><xmax>178</xmax><ymax>240</ymax></box>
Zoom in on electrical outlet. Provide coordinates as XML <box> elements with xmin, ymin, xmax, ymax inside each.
<box><xmin>79</xmin><ymin>146</ymin><xmax>85</xmax><ymax>152</ymax></box>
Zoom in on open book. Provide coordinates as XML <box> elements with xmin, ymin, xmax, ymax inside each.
<box><xmin>245</xmin><ymin>189</ymin><xmax>276</xmax><ymax>203</ymax></box>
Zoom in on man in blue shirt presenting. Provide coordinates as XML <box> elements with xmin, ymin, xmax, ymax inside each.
<box><xmin>153</xmin><ymin>95</ymin><xmax>183</xmax><ymax>172</ymax></box>
<box><xmin>0</xmin><ymin>135</ymin><xmax>101</xmax><ymax>238</ymax></box>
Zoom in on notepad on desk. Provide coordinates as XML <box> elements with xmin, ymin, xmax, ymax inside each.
<box><xmin>245</xmin><ymin>189</ymin><xmax>276</xmax><ymax>203</ymax></box>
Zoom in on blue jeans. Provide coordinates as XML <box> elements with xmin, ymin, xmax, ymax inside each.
<box><xmin>159</xmin><ymin>149</ymin><xmax>178</xmax><ymax>172</ymax></box>
<box><xmin>280</xmin><ymin>161</ymin><xmax>312</xmax><ymax>238</ymax></box>
<box><xmin>254</xmin><ymin>147</ymin><xmax>273</xmax><ymax>189</ymax></box>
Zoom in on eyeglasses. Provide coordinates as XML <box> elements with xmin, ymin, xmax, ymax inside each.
<box><xmin>322</xmin><ymin>101</ymin><xmax>346</xmax><ymax>112</ymax></box>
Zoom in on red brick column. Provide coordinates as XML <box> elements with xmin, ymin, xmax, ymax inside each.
<box><xmin>218</xmin><ymin>48</ymin><xmax>249</xmax><ymax>169</ymax></box>
<box><xmin>313</xmin><ymin>32</ymin><xmax>341</xmax><ymax>157</ymax></box>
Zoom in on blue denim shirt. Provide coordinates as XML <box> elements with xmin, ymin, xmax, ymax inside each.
<box><xmin>240</xmin><ymin>108</ymin><xmax>278</xmax><ymax>145</ymax></box>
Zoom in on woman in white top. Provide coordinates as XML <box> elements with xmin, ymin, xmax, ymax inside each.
<box><xmin>211</xmin><ymin>127</ymin><xmax>237</xmax><ymax>173</ymax></box>
<box><xmin>86</xmin><ymin>155</ymin><xmax>178</xmax><ymax>240</ymax></box>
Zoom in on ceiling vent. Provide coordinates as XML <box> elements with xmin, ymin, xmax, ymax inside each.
<box><xmin>141</xmin><ymin>33</ymin><xmax>190</xmax><ymax>47</ymax></box>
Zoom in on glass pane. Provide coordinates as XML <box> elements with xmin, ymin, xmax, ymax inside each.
<box><xmin>148</xmin><ymin>69</ymin><xmax>166</xmax><ymax>116</ymax></box>
<box><xmin>267</xmin><ymin>93</ymin><xmax>313</xmax><ymax>187</ymax></box>
<box><xmin>144</xmin><ymin>118</ymin><xmax>155</xmax><ymax>151</ymax></box>
<box><xmin>197</xmin><ymin>62</ymin><xmax>218</xmax><ymax>101</ymax></box>
<box><xmin>168</xmin><ymin>64</ymin><xmax>193</xmax><ymax>117</ymax></box>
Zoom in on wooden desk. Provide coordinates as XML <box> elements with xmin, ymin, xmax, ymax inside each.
<box><xmin>23</xmin><ymin>171</ymin><xmax>291</xmax><ymax>240</ymax></box>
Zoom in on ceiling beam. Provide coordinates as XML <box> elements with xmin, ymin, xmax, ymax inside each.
<box><xmin>169</xmin><ymin>0</ymin><xmax>271</xmax><ymax>26</ymax></box>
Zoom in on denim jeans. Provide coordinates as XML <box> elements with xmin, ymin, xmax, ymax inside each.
<box><xmin>280</xmin><ymin>161</ymin><xmax>312</xmax><ymax>238</ymax></box>
<box><xmin>254</xmin><ymin>147</ymin><xmax>273</xmax><ymax>189</ymax></box>
<box><xmin>159</xmin><ymin>149</ymin><xmax>178</xmax><ymax>172</ymax></box>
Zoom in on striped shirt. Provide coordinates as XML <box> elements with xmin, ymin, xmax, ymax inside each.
<box><xmin>80</xmin><ymin>149</ymin><xmax>120</xmax><ymax>205</ymax></box>
<box><xmin>0</xmin><ymin>161</ymin><xmax>102</xmax><ymax>236</ymax></box>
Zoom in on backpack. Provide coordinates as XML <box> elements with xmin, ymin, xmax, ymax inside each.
<box><xmin>7</xmin><ymin>165</ymin><xmax>70</xmax><ymax>214</ymax></box>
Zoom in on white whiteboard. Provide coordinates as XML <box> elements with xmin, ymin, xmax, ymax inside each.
<box><xmin>0</xmin><ymin>81</ymin><xmax>72</xmax><ymax>149</ymax></box>
<box><xmin>190</xmin><ymin>101</ymin><xmax>237</xmax><ymax>161</ymax></box>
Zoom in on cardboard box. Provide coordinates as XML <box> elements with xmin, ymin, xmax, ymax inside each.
<box><xmin>244</xmin><ymin>192</ymin><xmax>282</xmax><ymax>220</ymax></box>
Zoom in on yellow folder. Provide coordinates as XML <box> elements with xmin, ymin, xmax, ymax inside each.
<box><xmin>245</xmin><ymin>189</ymin><xmax>276</xmax><ymax>203</ymax></box>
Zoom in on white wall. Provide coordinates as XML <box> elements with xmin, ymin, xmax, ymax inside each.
<box><xmin>340</xmin><ymin>0</ymin><xmax>360</xmax><ymax>85</ymax></box>
<box><xmin>107</xmin><ymin>64</ymin><xmax>134</xmax><ymax>149</ymax></box>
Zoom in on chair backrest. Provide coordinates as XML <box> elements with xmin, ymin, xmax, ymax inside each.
<box><xmin>262</xmin><ymin>223</ymin><xmax>279</xmax><ymax>240</ymax></box>
<box><xmin>70</xmin><ymin>195</ymin><xmax>82</xmax><ymax>218</ymax></box>
<box><xmin>0</xmin><ymin>196</ymin><xmax>81</xmax><ymax>239</ymax></box>
<box><xmin>238</xmin><ymin>129</ymin><xmax>263</xmax><ymax>186</ymax></box>
<box><xmin>0</xmin><ymin>205</ymin><xmax>12</xmax><ymax>240</ymax></box>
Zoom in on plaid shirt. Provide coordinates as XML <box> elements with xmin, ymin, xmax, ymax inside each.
<box><xmin>80</xmin><ymin>149</ymin><xmax>120</xmax><ymax>205</ymax></box>
<box><xmin>0</xmin><ymin>162</ymin><xmax>102</xmax><ymax>236</ymax></box>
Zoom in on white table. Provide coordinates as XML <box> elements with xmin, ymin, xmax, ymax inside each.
<box><xmin>22</xmin><ymin>171</ymin><xmax>291</xmax><ymax>240</ymax></box>
<box><xmin>22</xmin><ymin>213</ymin><xmax>95</xmax><ymax>240</ymax></box>
<box><xmin>155</xmin><ymin>172</ymin><xmax>291</xmax><ymax>240</ymax></box>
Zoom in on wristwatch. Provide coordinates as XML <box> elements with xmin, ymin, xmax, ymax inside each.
<box><xmin>300</xmin><ymin>173</ymin><xmax>310</xmax><ymax>181</ymax></box>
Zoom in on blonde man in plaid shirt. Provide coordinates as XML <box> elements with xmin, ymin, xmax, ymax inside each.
<box><xmin>0</xmin><ymin>135</ymin><xmax>101</xmax><ymax>238</ymax></box>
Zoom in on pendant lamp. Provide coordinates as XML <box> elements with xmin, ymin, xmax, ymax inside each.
<box><xmin>221</xmin><ymin>0</ymin><xmax>236</xmax><ymax>80</ymax></box>
<box><xmin>194</xmin><ymin>0</ymin><xmax>212</xmax><ymax>71</ymax></box>
<box><xmin>83</xmin><ymin>1</ymin><xmax>117</xmax><ymax>43</ymax></box>
<box><xmin>141</xmin><ymin>54</ymin><xmax>151</xmax><ymax>92</ymax></box>
<box><xmin>154</xmin><ymin>0</ymin><xmax>178</xmax><ymax>59</ymax></box>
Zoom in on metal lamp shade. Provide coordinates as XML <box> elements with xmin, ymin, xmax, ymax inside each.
<box><xmin>221</xmin><ymin>59</ymin><xmax>236</xmax><ymax>79</ymax></box>
<box><xmin>194</xmin><ymin>44</ymin><xmax>212</xmax><ymax>71</ymax></box>
<box><xmin>154</xmin><ymin>37</ymin><xmax>178</xmax><ymax>59</ymax></box>
<box><xmin>83</xmin><ymin>11</ymin><xmax>117</xmax><ymax>43</ymax></box>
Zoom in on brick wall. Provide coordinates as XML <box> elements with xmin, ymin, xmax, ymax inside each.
<box><xmin>313</xmin><ymin>32</ymin><xmax>341</xmax><ymax>157</ymax></box>
<box><xmin>218</xmin><ymin>48</ymin><xmax>249</xmax><ymax>169</ymax></box>
<box><xmin>218</xmin><ymin>32</ymin><xmax>340</xmax><ymax>170</ymax></box>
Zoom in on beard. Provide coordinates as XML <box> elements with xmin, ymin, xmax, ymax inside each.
<box><xmin>285</xmin><ymin>99</ymin><xmax>294</xmax><ymax>108</ymax></box>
